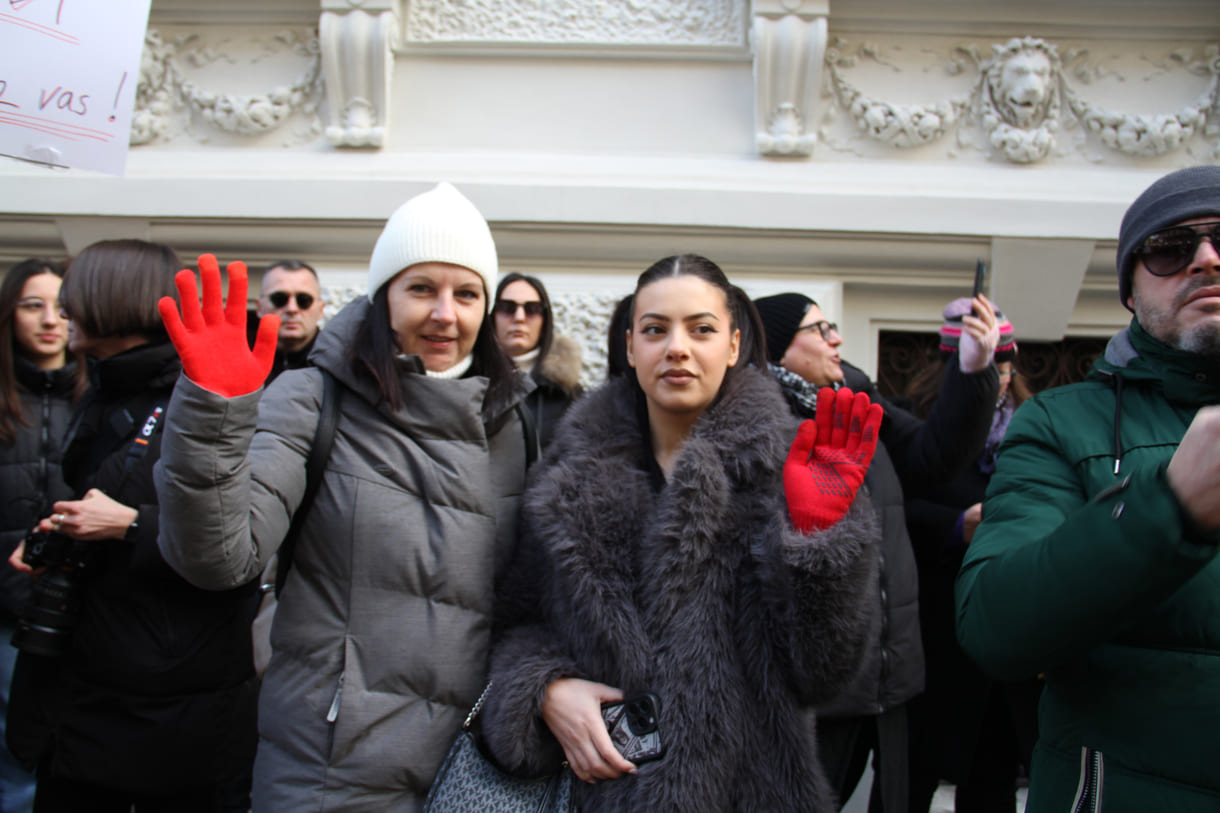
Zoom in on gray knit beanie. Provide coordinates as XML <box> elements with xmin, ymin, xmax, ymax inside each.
<box><xmin>367</xmin><ymin>182</ymin><xmax>498</xmax><ymax>306</ymax></box>
<box><xmin>753</xmin><ymin>293</ymin><xmax>815</xmax><ymax>363</ymax></box>
<box><xmin>1116</xmin><ymin>165</ymin><xmax>1220</xmax><ymax>310</ymax></box>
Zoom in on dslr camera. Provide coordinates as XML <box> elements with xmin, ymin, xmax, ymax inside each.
<box><xmin>12</xmin><ymin>530</ymin><xmax>100</xmax><ymax>657</ymax></box>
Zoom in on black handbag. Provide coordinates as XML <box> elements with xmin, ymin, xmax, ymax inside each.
<box><xmin>425</xmin><ymin>680</ymin><xmax>575</xmax><ymax>813</ymax></box>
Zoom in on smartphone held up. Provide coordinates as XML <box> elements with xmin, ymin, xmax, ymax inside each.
<box><xmin>972</xmin><ymin>259</ymin><xmax>987</xmax><ymax>315</ymax></box>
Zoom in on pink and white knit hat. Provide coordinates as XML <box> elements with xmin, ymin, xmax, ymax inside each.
<box><xmin>938</xmin><ymin>297</ymin><xmax>1017</xmax><ymax>361</ymax></box>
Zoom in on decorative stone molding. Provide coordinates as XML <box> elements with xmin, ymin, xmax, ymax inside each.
<box><xmin>401</xmin><ymin>0</ymin><xmax>747</xmax><ymax>50</ymax></box>
<box><xmin>754</xmin><ymin>1</ymin><xmax>829</xmax><ymax>156</ymax></box>
<box><xmin>320</xmin><ymin>8</ymin><xmax>395</xmax><ymax>148</ymax></box>
<box><xmin>825</xmin><ymin>37</ymin><xmax>1220</xmax><ymax>163</ymax></box>
<box><xmin>131</xmin><ymin>30</ymin><xmax>178</xmax><ymax>146</ymax></box>
<box><xmin>552</xmin><ymin>292</ymin><xmax>621</xmax><ymax>388</ymax></box>
<box><xmin>131</xmin><ymin>29</ymin><xmax>324</xmax><ymax>145</ymax></box>
<box><xmin>319</xmin><ymin>285</ymin><xmax>363</xmax><ymax>324</ymax></box>
<box><xmin>1064</xmin><ymin>79</ymin><xmax>1215</xmax><ymax>159</ymax></box>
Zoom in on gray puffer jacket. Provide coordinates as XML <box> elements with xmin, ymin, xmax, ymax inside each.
<box><xmin>156</xmin><ymin>298</ymin><xmax>531</xmax><ymax>812</ymax></box>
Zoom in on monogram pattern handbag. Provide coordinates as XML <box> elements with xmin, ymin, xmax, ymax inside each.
<box><xmin>424</xmin><ymin>681</ymin><xmax>575</xmax><ymax>813</ymax></box>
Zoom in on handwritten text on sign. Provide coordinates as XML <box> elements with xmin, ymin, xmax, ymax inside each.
<box><xmin>1</xmin><ymin>0</ymin><xmax>152</xmax><ymax>176</ymax></box>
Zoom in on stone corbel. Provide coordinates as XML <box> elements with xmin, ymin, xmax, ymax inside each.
<box><xmin>320</xmin><ymin>1</ymin><xmax>399</xmax><ymax>148</ymax></box>
<box><xmin>753</xmin><ymin>0</ymin><xmax>830</xmax><ymax>157</ymax></box>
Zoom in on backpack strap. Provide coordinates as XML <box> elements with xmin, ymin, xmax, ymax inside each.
<box><xmin>275</xmin><ymin>370</ymin><xmax>342</xmax><ymax>597</ymax></box>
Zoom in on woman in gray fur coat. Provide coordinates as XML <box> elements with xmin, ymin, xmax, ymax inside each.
<box><xmin>483</xmin><ymin>254</ymin><xmax>882</xmax><ymax>812</ymax></box>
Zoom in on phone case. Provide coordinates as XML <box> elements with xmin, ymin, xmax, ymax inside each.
<box><xmin>601</xmin><ymin>693</ymin><xmax>665</xmax><ymax>764</ymax></box>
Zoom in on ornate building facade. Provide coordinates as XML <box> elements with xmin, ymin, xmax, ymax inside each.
<box><xmin>2</xmin><ymin>0</ymin><xmax>1218</xmax><ymax>385</ymax></box>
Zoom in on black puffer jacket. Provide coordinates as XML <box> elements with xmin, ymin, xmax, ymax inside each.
<box><xmin>0</xmin><ymin>358</ymin><xmax>78</xmax><ymax>620</ymax></box>
<box><xmin>485</xmin><ymin>368</ymin><xmax>879</xmax><ymax>812</ymax></box>
<box><xmin>7</xmin><ymin>341</ymin><xmax>258</xmax><ymax>794</ymax></box>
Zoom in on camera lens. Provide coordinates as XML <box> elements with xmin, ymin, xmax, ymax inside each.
<box><xmin>626</xmin><ymin>698</ymin><xmax>657</xmax><ymax>734</ymax></box>
<box><xmin>12</xmin><ymin>531</ymin><xmax>94</xmax><ymax>658</ymax></box>
<box><xmin>12</xmin><ymin>567</ymin><xmax>84</xmax><ymax>658</ymax></box>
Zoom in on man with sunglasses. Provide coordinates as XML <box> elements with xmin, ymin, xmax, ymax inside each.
<box><xmin>754</xmin><ymin>291</ymin><xmax>1001</xmax><ymax>813</ymax></box>
<box><xmin>256</xmin><ymin>259</ymin><xmax>326</xmax><ymax>384</ymax></box>
<box><xmin>957</xmin><ymin>164</ymin><xmax>1220</xmax><ymax>812</ymax></box>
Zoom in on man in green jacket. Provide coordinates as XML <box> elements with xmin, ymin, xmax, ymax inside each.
<box><xmin>956</xmin><ymin>164</ymin><xmax>1220</xmax><ymax>812</ymax></box>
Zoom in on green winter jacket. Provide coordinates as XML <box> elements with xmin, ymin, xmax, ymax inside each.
<box><xmin>956</xmin><ymin>318</ymin><xmax>1220</xmax><ymax>812</ymax></box>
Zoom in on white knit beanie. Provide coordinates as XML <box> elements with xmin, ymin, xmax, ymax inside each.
<box><xmin>366</xmin><ymin>182</ymin><xmax>498</xmax><ymax>306</ymax></box>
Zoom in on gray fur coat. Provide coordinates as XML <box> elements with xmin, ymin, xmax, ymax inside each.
<box><xmin>484</xmin><ymin>367</ymin><xmax>879</xmax><ymax>812</ymax></box>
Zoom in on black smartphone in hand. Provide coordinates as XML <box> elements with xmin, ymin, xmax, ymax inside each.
<box><xmin>601</xmin><ymin>693</ymin><xmax>665</xmax><ymax>764</ymax></box>
<box><xmin>972</xmin><ymin>259</ymin><xmax>987</xmax><ymax>299</ymax></box>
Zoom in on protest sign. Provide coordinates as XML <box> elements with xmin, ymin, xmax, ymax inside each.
<box><xmin>1</xmin><ymin>0</ymin><xmax>152</xmax><ymax>176</ymax></box>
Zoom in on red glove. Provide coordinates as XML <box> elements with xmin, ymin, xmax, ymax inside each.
<box><xmin>159</xmin><ymin>254</ymin><xmax>280</xmax><ymax>397</ymax></box>
<box><xmin>784</xmin><ymin>387</ymin><xmax>884</xmax><ymax>533</ymax></box>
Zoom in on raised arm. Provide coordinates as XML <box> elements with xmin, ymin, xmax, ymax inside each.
<box><xmin>776</xmin><ymin>387</ymin><xmax>882</xmax><ymax>704</ymax></box>
<box><xmin>154</xmin><ymin>256</ymin><xmax>309</xmax><ymax>590</ymax></box>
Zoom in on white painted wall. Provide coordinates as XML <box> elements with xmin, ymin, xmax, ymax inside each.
<box><xmin>1</xmin><ymin>0</ymin><xmax>1216</xmax><ymax>379</ymax></box>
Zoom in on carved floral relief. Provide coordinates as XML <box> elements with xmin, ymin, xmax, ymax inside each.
<box><xmin>824</xmin><ymin>37</ymin><xmax>1220</xmax><ymax>163</ymax></box>
<box><xmin>131</xmin><ymin>29</ymin><xmax>324</xmax><ymax>145</ymax></box>
<box><xmin>403</xmin><ymin>0</ymin><xmax>746</xmax><ymax>48</ymax></box>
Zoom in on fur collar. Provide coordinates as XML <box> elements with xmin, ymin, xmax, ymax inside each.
<box><xmin>525</xmin><ymin>366</ymin><xmax>796</xmax><ymax>689</ymax></box>
<box><xmin>537</xmin><ymin>334</ymin><xmax>583</xmax><ymax>395</ymax></box>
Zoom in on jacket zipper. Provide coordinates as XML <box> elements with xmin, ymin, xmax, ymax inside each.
<box><xmin>326</xmin><ymin>672</ymin><xmax>345</xmax><ymax>723</ymax></box>
<box><xmin>38</xmin><ymin>379</ymin><xmax>52</xmax><ymax>499</ymax></box>
<box><xmin>1071</xmin><ymin>746</ymin><xmax>1103</xmax><ymax>813</ymax></box>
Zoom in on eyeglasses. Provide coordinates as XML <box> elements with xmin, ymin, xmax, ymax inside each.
<box><xmin>268</xmin><ymin>291</ymin><xmax>315</xmax><ymax>310</ymax></box>
<box><xmin>795</xmin><ymin>320</ymin><xmax>839</xmax><ymax>341</ymax></box>
<box><xmin>494</xmin><ymin>298</ymin><xmax>544</xmax><ymax>318</ymax></box>
<box><xmin>1136</xmin><ymin>221</ymin><xmax>1220</xmax><ymax>277</ymax></box>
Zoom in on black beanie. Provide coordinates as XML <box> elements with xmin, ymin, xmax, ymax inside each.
<box><xmin>753</xmin><ymin>293</ymin><xmax>814</xmax><ymax>363</ymax></box>
<box><xmin>1117</xmin><ymin>164</ymin><xmax>1220</xmax><ymax>311</ymax></box>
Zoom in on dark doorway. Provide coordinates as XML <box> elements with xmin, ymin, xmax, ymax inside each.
<box><xmin>877</xmin><ymin>330</ymin><xmax>1109</xmax><ymax>401</ymax></box>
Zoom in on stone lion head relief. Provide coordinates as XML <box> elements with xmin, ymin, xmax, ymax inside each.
<box><xmin>986</xmin><ymin>39</ymin><xmax>1059</xmax><ymax>128</ymax></box>
<box><xmin>996</xmin><ymin>50</ymin><xmax>1052</xmax><ymax>127</ymax></box>
<box><xmin>980</xmin><ymin>38</ymin><xmax>1062</xmax><ymax>162</ymax></box>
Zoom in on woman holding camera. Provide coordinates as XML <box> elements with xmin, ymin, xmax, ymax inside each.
<box><xmin>155</xmin><ymin>183</ymin><xmax>533</xmax><ymax>811</ymax></box>
<box><xmin>482</xmin><ymin>254</ymin><xmax>881</xmax><ymax>812</ymax></box>
<box><xmin>7</xmin><ymin>240</ymin><xmax>258</xmax><ymax>813</ymax></box>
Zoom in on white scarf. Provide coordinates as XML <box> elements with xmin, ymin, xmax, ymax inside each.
<box><xmin>510</xmin><ymin>346</ymin><xmax>540</xmax><ymax>372</ymax></box>
<box><xmin>413</xmin><ymin>353</ymin><xmax>473</xmax><ymax>380</ymax></box>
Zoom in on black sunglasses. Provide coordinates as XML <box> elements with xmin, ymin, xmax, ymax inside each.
<box><xmin>1137</xmin><ymin>221</ymin><xmax>1220</xmax><ymax>277</ymax></box>
<box><xmin>494</xmin><ymin>298</ymin><xmax>544</xmax><ymax>318</ymax></box>
<box><xmin>268</xmin><ymin>291</ymin><xmax>315</xmax><ymax>309</ymax></box>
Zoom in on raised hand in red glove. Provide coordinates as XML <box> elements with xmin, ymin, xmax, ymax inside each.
<box><xmin>158</xmin><ymin>254</ymin><xmax>280</xmax><ymax>398</ymax></box>
<box><xmin>784</xmin><ymin>387</ymin><xmax>884</xmax><ymax>533</ymax></box>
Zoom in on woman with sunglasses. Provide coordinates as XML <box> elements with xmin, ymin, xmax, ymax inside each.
<box><xmin>492</xmin><ymin>273</ymin><xmax>582</xmax><ymax>451</ymax></box>
<box><xmin>480</xmin><ymin>254</ymin><xmax>883</xmax><ymax>811</ymax></box>
<box><xmin>0</xmin><ymin>259</ymin><xmax>85</xmax><ymax>813</ymax></box>
<box><xmin>155</xmin><ymin>183</ymin><xmax>534</xmax><ymax>811</ymax></box>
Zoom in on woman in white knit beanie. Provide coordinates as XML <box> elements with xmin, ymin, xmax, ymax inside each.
<box><xmin>155</xmin><ymin>182</ymin><xmax>532</xmax><ymax>810</ymax></box>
